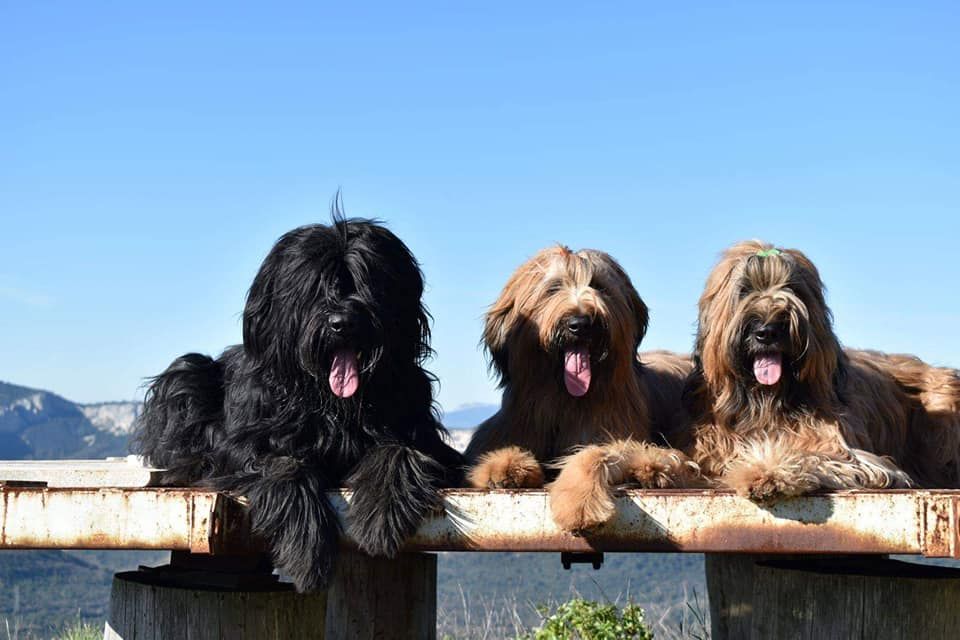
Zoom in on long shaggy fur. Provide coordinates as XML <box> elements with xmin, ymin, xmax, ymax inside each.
<box><xmin>134</xmin><ymin>207</ymin><xmax>464</xmax><ymax>592</ymax></box>
<box><xmin>676</xmin><ymin>240</ymin><xmax>960</xmax><ymax>500</ymax></box>
<box><xmin>464</xmin><ymin>246</ymin><xmax>701</xmax><ymax>532</ymax></box>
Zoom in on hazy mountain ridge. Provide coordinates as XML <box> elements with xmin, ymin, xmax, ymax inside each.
<box><xmin>0</xmin><ymin>381</ymin><xmax>131</xmax><ymax>459</ymax></box>
<box><xmin>0</xmin><ymin>381</ymin><xmax>495</xmax><ymax>459</ymax></box>
<box><xmin>441</xmin><ymin>402</ymin><xmax>498</xmax><ymax>429</ymax></box>
<box><xmin>80</xmin><ymin>401</ymin><xmax>142</xmax><ymax>436</ymax></box>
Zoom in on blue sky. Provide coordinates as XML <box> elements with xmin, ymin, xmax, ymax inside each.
<box><xmin>2</xmin><ymin>2</ymin><xmax>958</xmax><ymax>413</ymax></box>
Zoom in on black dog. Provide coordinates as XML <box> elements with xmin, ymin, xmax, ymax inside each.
<box><xmin>135</xmin><ymin>208</ymin><xmax>464</xmax><ymax>591</ymax></box>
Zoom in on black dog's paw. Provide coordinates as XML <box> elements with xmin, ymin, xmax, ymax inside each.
<box><xmin>230</xmin><ymin>464</ymin><xmax>342</xmax><ymax>593</ymax></box>
<box><xmin>347</xmin><ymin>496</ymin><xmax>412</xmax><ymax>558</ymax></box>
<box><xmin>278</xmin><ymin>535</ymin><xmax>338</xmax><ymax>593</ymax></box>
<box><xmin>346</xmin><ymin>444</ymin><xmax>443</xmax><ymax>557</ymax></box>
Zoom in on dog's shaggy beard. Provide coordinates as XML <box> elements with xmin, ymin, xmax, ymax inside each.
<box><xmin>135</xmin><ymin>207</ymin><xmax>463</xmax><ymax>592</ymax></box>
<box><xmin>291</xmin><ymin>310</ymin><xmax>386</xmax><ymax>439</ymax></box>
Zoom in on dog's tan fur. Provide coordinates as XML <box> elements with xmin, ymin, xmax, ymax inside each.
<box><xmin>677</xmin><ymin>240</ymin><xmax>960</xmax><ymax>500</ymax></box>
<box><xmin>464</xmin><ymin>246</ymin><xmax>700</xmax><ymax>530</ymax></box>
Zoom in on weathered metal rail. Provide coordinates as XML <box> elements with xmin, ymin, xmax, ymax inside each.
<box><xmin>0</xmin><ymin>488</ymin><xmax>242</xmax><ymax>554</ymax></box>
<box><xmin>0</xmin><ymin>487</ymin><xmax>956</xmax><ymax>558</ymax></box>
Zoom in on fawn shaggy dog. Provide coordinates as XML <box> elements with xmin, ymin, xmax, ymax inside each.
<box><xmin>677</xmin><ymin>240</ymin><xmax>960</xmax><ymax>501</ymax></box>
<box><xmin>464</xmin><ymin>246</ymin><xmax>699</xmax><ymax>531</ymax></box>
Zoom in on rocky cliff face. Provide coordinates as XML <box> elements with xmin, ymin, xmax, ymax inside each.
<box><xmin>0</xmin><ymin>381</ymin><xmax>133</xmax><ymax>459</ymax></box>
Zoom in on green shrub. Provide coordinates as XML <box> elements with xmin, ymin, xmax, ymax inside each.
<box><xmin>518</xmin><ymin>598</ymin><xmax>654</xmax><ymax>640</ymax></box>
<box><xmin>55</xmin><ymin>620</ymin><xmax>102</xmax><ymax>640</ymax></box>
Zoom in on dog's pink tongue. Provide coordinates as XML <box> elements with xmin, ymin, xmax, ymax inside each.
<box><xmin>329</xmin><ymin>349</ymin><xmax>360</xmax><ymax>398</ymax></box>
<box><xmin>753</xmin><ymin>353</ymin><xmax>783</xmax><ymax>385</ymax></box>
<box><xmin>563</xmin><ymin>347</ymin><xmax>591</xmax><ymax>397</ymax></box>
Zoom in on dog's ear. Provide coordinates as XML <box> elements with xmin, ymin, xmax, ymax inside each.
<box><xmin>482</xmin><ymin>302</ymin><xmax>513</xmax><ymax>384</ymax></box>
<box><xmin>681</xmin><ymin>361</ymin><xmax>707</xmax><ymax>415</ymax></box>
<box><xmin>831</xmin><ymin>350</ymin><xmax>849</xmax><ymax>404</ymax></box>
<box><xmin>592</xmin><ymin>252</ymin><xmax>649</xmax><ymax>349</ymax></box>
<box><xmin>242</xmin><ymin>270</ymin><xmax>274</xmax><ymax>361</ymax></box>
<box><xmin>243</xmin><ymin>242</ymin><xmax>287</xmax><ymax>362</ymax></box>
<box><xmin>785</xmin><ymin>246</ymin><xmax>845</xmax><ymax>403</ymax></box>
<box><xmin>627</xmin><ymin>289</ymin><xmax>650</xmax><ymax>349</ymax></box>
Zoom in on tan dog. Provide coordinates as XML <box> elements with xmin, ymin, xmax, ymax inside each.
<box><xmin>676</xmin><ymin>240</ymin><xmax>960</xmax><ymax>501</ymax></box>
<box><xmin>464</xmin><ymin>246</ymin><xmax>700</xmax><ymax>531</ymax></box>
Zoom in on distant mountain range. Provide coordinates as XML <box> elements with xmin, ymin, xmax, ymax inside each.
<box><xmin>0</xmin><ymin>380</ymin><xmax>494</xmax><ymax>461</ymax></box>
<box><xmin>0</xmin><ymin>381</ymin><xmax>138</xmax><ymax>459</ymax></box>
<box><xmin>441</xmin><ymin>402</ymin><xmax>498</xmax><ymax>429</ymax></box>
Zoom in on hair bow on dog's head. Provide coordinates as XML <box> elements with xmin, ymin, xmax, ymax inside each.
<box><xmin>756</xmin><ymin>248</ymin><xmax>782</xmax><ymax>258</ymax></box>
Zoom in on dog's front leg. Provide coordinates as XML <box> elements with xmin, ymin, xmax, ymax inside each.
<box><xmin>215</xmin><ymin>456</ymin><xmax>340</xmax><ymax>593</ymax></box>
<box><xmin>346</xmin><ymin>444</ymin><xmax>445</xmax><ymax>558</ymax></box>
<box><xmin>722</xmin><ymin>436</ymin><xmax>915</xmax><ymax>503</ymax></box>
<box><xmin>722</xmin><ymin>443</ymin><xmax>823</xmax><ymax>503</ymax></box>
<box><xmin>548</xmin><ymin>440</ymin><xmax>700</xmax><ymax>532</ymax></box>
<box><xmin>817</xmin><ymin>447</ymin><xmax>915</xmax><ymax>490</ymax></box>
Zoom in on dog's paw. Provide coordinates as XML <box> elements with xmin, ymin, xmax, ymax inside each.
<box><xmin>724</xmin><ymin>460</ymin><xmax>819</xmax><ymax>504</ymax></box>
<box><xmin>348</xmin><ymin>507</ymin><xmax>407</xmax><ymax>558</ymax></box>
<box><xmin>549</xmin><ymin>481</ymin><xmax>615</xmax><ymax>532</ymax></box>
<box><xmin>626</xmin><ymin>445</ymin><xmax>702</xmax><ymax>489</ymax></box>
<box><xmin>467</xmin><ymin>447</ymin><xmax>544</xmax><ymax>489</ymax></box>
<box><xmin>548</xmin><ymin>447</ymin><xmax>615</xmax><ymax>532</ymax></box>
<box><xmin>346</xmin><ymin>445</ymin><xmax>442</xmax><ymax>558</ymax></box>
<box><xmin>285</xmin><ymin>552</ymin><xmax>336</xmax><ymax>594</ymax></box>
<box><xmin>631</xmin><ymin>458</ymin><xmax>681</xmax><ymax>489</ymax></box>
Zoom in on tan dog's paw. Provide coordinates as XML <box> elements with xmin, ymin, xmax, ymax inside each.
<box><xmin>549</xmin><ymin>482</ymin><xmax>614</xmax><ymax>532</ymax></box>
<box><xmin>467</xmin><ymin>447</ymin><xmax>544</xmax><ymax>488</ymax></box>
<box><xmin>626</xmin><ymin>444</ymin><xmax>703</xmax><ymax>489</ymax></box>
<box><xmin>724</xmin><ymin>459</ymin><xmax>819</xmax><ymax>504</ymax></box>
<box><xmin>548</xmin><ymin>446</ymin><xmax>615</xmax><ymax>532</ymax></box>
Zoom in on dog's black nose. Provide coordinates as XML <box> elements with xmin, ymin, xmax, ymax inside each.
<box><xmin>754</xmin><ymin>323</ymin><xmax>780</xmax><ymax>345</ymax></box>
<box><xmin>328</xmin><ymin>313</ymin><xmax>353</xmax><ymax>334</ymax></box>
<box><xmin>566</xmin><ymin>315</ymin><xmax>592</xmax><ymax>336</ymax></box>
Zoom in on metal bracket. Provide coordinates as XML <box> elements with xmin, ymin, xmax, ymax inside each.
<box><xmin>561</xmin><ymin>551</ymin><xmax>604</xmax><ymax>570</ymax></box>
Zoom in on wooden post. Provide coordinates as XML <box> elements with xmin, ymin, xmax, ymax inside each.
<box><xmin>103</xmin><ymin>553</ymin><xmax>327</xmax><ymax>640</ymax></box>
<box><xmin>707</xmin><ymin>554</ymin><xmax>862</xmax><ymax>638</ymax></box>
<box><xmin>708</xmin><ymin>555</ymin><xmax>960</xmax><ymax>639</ymax></box>
<box><xmin>104</xmin><ymin>551</ymin><xmax>437</xmax><ymax>639</ymax></box>
<box><xmin>705</xmin><ymin>554</ymin><xmax>773</xmax><ymax>640</ymax></box>
<box><xmin>324</xmin><ymin>551</ymin><xmax>437</xmax><ymax>640</ymax></box>
<box><xmin>751</xmin><ymin>557</ymin><xmax>960</xmax><ymax>639</ymax></box>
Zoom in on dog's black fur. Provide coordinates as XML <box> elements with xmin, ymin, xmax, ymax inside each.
<box><xmin>134</xmin><ymin>208</ymin><xmax>464</xmax><ymax>592</ymax></box>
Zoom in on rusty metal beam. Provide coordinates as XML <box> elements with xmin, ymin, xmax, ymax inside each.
<box><xmin>0</xmin><ymin>488</ymin><xmax>240</xmax><ymax>554</ymax></box>
<box><xmin>386</xmin><ymin>490</ymin><xmax>960</xmax><ymax>558</ymax></box>
<box><xmin>0</xmin><ymin>488</ymin><xmax>957</xmax><ymax>558</ymax></box>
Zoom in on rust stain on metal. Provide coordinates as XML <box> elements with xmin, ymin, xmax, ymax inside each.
<box><xmin>1</xmin><ymin>490</ymin><xmax>8</xmax><ymax>546</ymax></box>
<box><xmin>922</xmin><ymin>495</ymin><xmax>960</xmax><ymax>558</ymax></box>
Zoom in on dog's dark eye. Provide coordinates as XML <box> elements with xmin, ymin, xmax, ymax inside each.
<box><xmin>590</xmin><ymin>281</ymin><xmax>606</xmax><ymax>294</ymax></box>
<box><xmin>545</xmin><ymin>279</ymin><xmax>564</xmax><ymax>294</ymax></box>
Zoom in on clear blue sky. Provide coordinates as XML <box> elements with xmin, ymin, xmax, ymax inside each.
<box><xmin>2</xmin><ymin>2</ymin><xmax>958</xmax><ymax>413</ymax></box>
